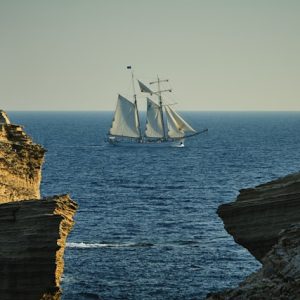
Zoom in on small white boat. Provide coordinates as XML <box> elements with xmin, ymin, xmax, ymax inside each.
<box><xmin>106</xmin><ymin>67</ymin><xmax>207</xmax><ymax>147</ymax></box>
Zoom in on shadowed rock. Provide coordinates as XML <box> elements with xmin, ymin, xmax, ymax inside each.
<box><xmin>0</xmin><ymin>195</ymin><xmax>77</xmax><ymax>300</ymax></box>
<box><xmin>206</xmin><ymin>172</ymin><xmax>300</xmax><ymax>299</ymax></box>
<box><xmin>207</xmin><ymin>224</ymin><xmax>300</xmax><ymax>299</ymax></box>
<box><xmin>217</xmin><ymin>172</ymin><xmax>300</xmax><ymax>261</ymax></box>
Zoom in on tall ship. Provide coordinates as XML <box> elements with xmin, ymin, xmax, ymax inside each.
<box><xmin>107</xmin><ymin>68</ymin><xmax>207</xmax><ymax>147</ymax></box>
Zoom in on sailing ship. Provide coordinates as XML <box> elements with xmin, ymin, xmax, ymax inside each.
<box><xmin>107</xmin><ymin>69</ymin><xmax>207</xmax><ymax>147</ymax></box>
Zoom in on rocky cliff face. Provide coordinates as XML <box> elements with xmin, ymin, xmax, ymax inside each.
<box><xmin>207</xmin><ymin>173</ymin><xmax>300</xmax><ymax>299</ymax></box>
<box><xmin>0</xmin><ymin>110</ymin><xmax>77</xmax><ymax>300</ymax></box>
<box><xmin>0</xmin><ymin>111</ymin><xmax>45</xmax><ymax>203</ymax></box>
<box><xmin>0</xmin><ymin>195</ymin><xmax>77</xmax><ymax>300</ymax></box>
<box><xmin>217</xmin><ymin>172</ymin><xmax>300</xmax><ymax>261</ymax></box>
<box><xmin>207</xmin><ymin>224</ymin><xmax>300</xmax><ymax>300</ymax></box>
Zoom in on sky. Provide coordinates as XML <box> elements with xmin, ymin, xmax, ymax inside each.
<box><xmin>0</xmin><ymin>0</ymin><xmax>300</xmax><ymax>111</ymax></box>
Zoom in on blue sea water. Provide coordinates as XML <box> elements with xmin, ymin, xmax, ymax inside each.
<box><xmin>9</xmin><ymin>111</ymin><xmax>300</xmax><ymax>300</ymax></box>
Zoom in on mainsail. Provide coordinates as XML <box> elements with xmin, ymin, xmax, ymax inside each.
<box><xmin>165</xmin><ymin>105</ymin><xmax>196</xmax><ymax>138</ymax></box>
<box><xmin>110</xmin><ymin>94</ymin><xmax>140</xmax><ymax>138</ymax></box>
<box><xmin>145</xmin><ymin>98</ymin><xmax>164</xmax><ymax>138</ymax></box>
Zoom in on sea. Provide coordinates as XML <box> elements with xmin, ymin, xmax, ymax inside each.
<box><xmin>9</xmin><ymin>111</ymin><xmax>300</xmax><ymax>300</ymax></box>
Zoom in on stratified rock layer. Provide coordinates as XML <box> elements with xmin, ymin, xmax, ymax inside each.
<box><xmin>0</xmin><ymin>110</ymin><xmax>77</xmax><ymax>299</ymax></box>
<box><xmin>0</xmin><ymin>118</ymin><xmax>45</xmax><ymax>203</ymax></box>
<box><xmin>217</xmin><ymin>172</ymin><xmax>300</xmax><ymax>261</ymax></box>
<box><xmin>207</xmin><ymin>224</ymin><xmax>300</xmax><ymax>300</ymax></box>
<box><xmin>206</xmin><ymin>172</ymin><xmax>300</xmax><ymax>299</ymax></box>
<box><xmin>0</xmin><ymin>194</ymin><xmax>77</xmax><ymax>300</ymax></box>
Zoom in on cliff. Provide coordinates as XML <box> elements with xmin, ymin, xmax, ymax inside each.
<box><xmin>207</xmin><ymin>224</ymin><xmax>300</xmax><ymax>299</ymax></box>
<box><xmin>0</xmin><ymin>110</ymin><xmax>45</xmax><ymax>203</ymax></box>
<box><xmin>207</xmin><ymin>173</ymin><xmax>300</xmax><ymax>299</ymax></box>
<box><xmin>217</xmin><ymin>172</ymin><xmax>300</xmax><ymax>261</ymax></box>
<box><xmin>0</xmin><ymin>110</ymin><xmax>77</xmax><ymax>300</ymax></box>
<box><xmin>0</xmin><ymin>195</ymin><xmax>77</xmax><ymax>300</ymax></box>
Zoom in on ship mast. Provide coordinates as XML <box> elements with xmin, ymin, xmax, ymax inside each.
<box><xmin>149</xmin><ymin>76</ymin><xmax>171</xmax><ymax>139</ymax></box>
<box><xmin>128</xmin><ymin>66</ymin><xmax>142</xmax><ymax>140</ymax></box>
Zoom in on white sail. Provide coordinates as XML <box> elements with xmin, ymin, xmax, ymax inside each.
<box><xmin>145</xmin><ymin>98</ymin><xmax>164</xmax><ymax>138</ymax></box>
<box><xmin>165</xmin><ymin>105</ymin><xmax>196</xmax><ymax>138</ymax></box>
<box><xmin>110</xmin><ymin>94</ymin><xmax>140</xmax><ymax>138</ymax></box>
<box><xmin>138</xmin><ymin>80</ymin><xmax>154</xmax><ymax>94</ymax></box>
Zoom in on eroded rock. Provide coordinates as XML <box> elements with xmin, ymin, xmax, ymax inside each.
<box><xmin>207</xmin><ymin>224</ymin><xmax>300</xmax><ymax>300</ymax></box>
<box><xmin>0</xmin><ymin>110</ymin><xmax>77</xmax><ymax>300</ymax></box>
<box><xmin>217</xmin><ymin>173</ymin><xmax>300</xmax><ymax>261</ymax></box>
<box><xmin>207</xmin><ymin>173</ymin><xmax>300</xmax><ymax>299</ymax></box>
<box><xmin>0</xmin><ymin>195</ymin><xmax>77</xmax><ymax>300</ymax></box>
<box><xmin>0</xmin><ymin>112</ymin><xmax>45</xmax><ymax>203</ymax></box>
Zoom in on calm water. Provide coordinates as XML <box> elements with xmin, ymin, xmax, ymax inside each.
<box><xmin>9</xmin><ymin>111</ymin><xmax>300</xmax><ymax>300</ymax></box>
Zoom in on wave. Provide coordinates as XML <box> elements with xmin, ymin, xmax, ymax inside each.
<box><xmin>67</xmin><ymin>240</ymin><xmax>200</xmax><ymax>249</ymax></box>
<box><xmin>67</xmin><ymin>242</ymin><xmax>154</xmax><ymax>249</ymax></box>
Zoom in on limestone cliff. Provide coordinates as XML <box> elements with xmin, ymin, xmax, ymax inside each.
<box><xmin>207</xmin><ymin>173</ymin><xmax>300</xmax><ymax>299</ymax></box>
<box><xmin>0</xmin><ymin>195</ymin><xmax>77</xmax><ymax>300</ymax></box>
<box><xmin>207</xmin><ymin>224</ymin><xmax>300</xmax><ymax>300</ymax></box>
<box><xmin>217</xmin><ymin>172</ymin><xmax>300</xmax><ymax>261</ymax></box>
<box><xmin>0</xmin><ymin>110</ymin><xmax>77</xmax><ymax>300</ymax></box>
<box><xmin>0</xmin><ymin>111</ymin><xmax>45</xmax><ymax>203</ymax></box>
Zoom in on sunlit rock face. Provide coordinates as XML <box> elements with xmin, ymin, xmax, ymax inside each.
<box><xmin>0</xmin><ymin>111</ymin><xmax>45</xmax><ymax>203</ymax></box>
<box><xmin>206</xmin><ymin>173</ymin><xmax>300</xmax><ymax>299</ymax></box>
<box><xmin>0</xmin><ymin>110</ymin><xmax>11</xmax><ymax>124</ymax></box>
<box><xmin>0</xmin><ymin>110</ymin><xmax>77</xmax><ymax>300</ymax></box>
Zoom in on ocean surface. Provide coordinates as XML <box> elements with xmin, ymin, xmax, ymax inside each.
<box><xmin>9</xmin><ymin>111</ymin><xmax>300</xmax><ymax>300</ymax></box>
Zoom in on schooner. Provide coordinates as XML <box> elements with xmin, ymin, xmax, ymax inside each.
<box><xmin>107</xmin><ymin>68</ymin><xmax>207</xmax><ymax>147</ymax></box>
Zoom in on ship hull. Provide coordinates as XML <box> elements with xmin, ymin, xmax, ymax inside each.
<box><xmin>106</xmin><ymin>136</ymin><xmax>185</xmax><ymax>147</ymax></box>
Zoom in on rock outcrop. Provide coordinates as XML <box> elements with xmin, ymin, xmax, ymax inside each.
<box><xmin>0</xmin><ymin>110</ymin><xmax>77</xmax><ymax>299</ymax></box>
<box><xmin>217</xmin><ymin>172</ymin><xmax>300</xmax><ymax>261</ymax></box>
<box><xmin>0</xmin><ymin>110</ymin><xmax>11</xmax><ymax>124</ymax></box>
<box><xmin>0</xmin><ymin>111</ymin><xmax>45</xmax><ymax>203</ymax></box>
<box><xmin>0</xmin><ymin>195</ymin><xmax>77</xmax><ymax>300</ymax></box>
<box><xmin>207</xmin><ymin>224</ymin><xmax>300</xmax><ymax>300</ymax></box>
<box><xmin>207</xmin><ymin>173</ymin><xmax>300</xmax><ymax>299</ymax></box>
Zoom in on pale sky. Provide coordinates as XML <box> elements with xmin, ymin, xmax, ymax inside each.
<box><xmin>0</xmin><ymin>0</ymin><xmax>300</xmax><ymax>111</ymax></box>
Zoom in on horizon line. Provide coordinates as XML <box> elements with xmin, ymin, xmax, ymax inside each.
<box><xmin>6</xmin><ymin>109</ymin><xmax>300</xmax><ymax>113</ymax></box>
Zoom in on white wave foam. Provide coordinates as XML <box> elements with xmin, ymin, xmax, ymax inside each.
<box><xmin>67</xmin><ymin>242</ymin><xmax>117</xmax><ymax>248</ymax></box>
<box><xmin>67</xmin><ymin>242</ymin><xmax>154</xmax><ymax>249</ymax></box>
